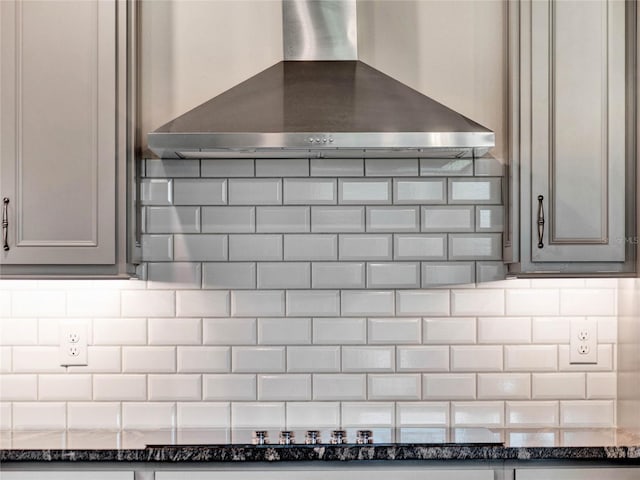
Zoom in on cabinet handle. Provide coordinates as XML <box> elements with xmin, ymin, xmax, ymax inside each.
<box><xmin>536</xmin><ymin>195</ymin><xmax>545</xmax><ymax>248</ymax></box>
<box><xmin>2</xmin><ymin>197</ymin><xmax>9</xmax><ymax>251</ymax></box>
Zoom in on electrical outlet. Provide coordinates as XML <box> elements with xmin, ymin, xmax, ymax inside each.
<box><xmin>570</xmin><ymin>318</ymin><xmax>597</xmax><ymax>364</ymax></box>
<box><xmin>59</xmin><ymin>320</ymin><xmax>88</xmax><ymax>367</ymax></box>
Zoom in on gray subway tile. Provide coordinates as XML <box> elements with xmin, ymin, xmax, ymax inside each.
<box><xmin>173</xmin><ymin>234</ymin><xmax>227</xmax><ymax>261</ymax></box>
<box><xmin>141</xmin><ymin>179</ymin><xmax>172</xmax><ymax>205</ymax></box>
<box><xmin>202</xmin><ymin>207</ymin><xmax>255</xmax><ymax>233</ymax></box>
<box><xmin>256</xmin><ymin>207</ymin><xmax>310</xmax><ymax>233</ymax></box>
<box><xmin>201</xmin><ymin>159</ymin><xmax>254</xmax><ymax>177</ymax></box>
<box><xmin>231</xmin><ymin>291</ymin><xmax>286</xmax><ymax>317</ymax></box>
<box><xmin>365</xmin><ymin>159</ymin><xmax>419</xmax><ymax>176</ymax></box>
<box><xmin>229</xmin><ymin>178</ymin><xmax>282</xmax><ymax>205</ymax></box>
<box><xmin>284</xmin><ymin>178</ymin><xmax>337</xmax><ymax>205</ymax></box>
<box><xmin>339</xmin><ymin>234</ymin><xmax>392</xmax><ymax>260</ymax></box>
<box><xmin>366</xmin><ymin>206</ymin><xmax>419</xmax><ymax>232</ymax></box>
<box><xmin>394</xmin><ymin>234</ymin><xmax>447</xmax><ymax>260</ymax></box>
<box><xmin>476</xmin><ymin>206</ymin><xmax>504</xmax><ymax>232</ymax></box>
<box><xmin>286</xmin><ymin>291</ymin><xmax>340</xmax><ymax>317</ymax></box>
<box><xmin>203</xmin><ymin>263</ymin><xmax>256</xmax><ymax>289</ymax></box>
<box><xmin>312</xmin><ymin>262</ymin><xmax>365</xmax><ymax>289</ymax></box>
<box><xmin>145</xmin><ymin>159</ymin><xmax>199</xmax><ymax>178</ymax></box>
<box><xmin>420</xmin><ymin>158</ymin><xmax>473</xmax><ymax>176</ymax></box>
<box><xmin>141</xmin><ymin>235</ymin><xmax>173</xmax><ymax>261</ymax></box>
<box><xmin>367</xmin><ymin>262</ymin><xmax>420</xmax><ymax>289</ymax></box>
<box><xmin>229</xmin><ymin>235</ymin><xmax>283</xmax><ymax>261</ymax></box>
<box><xmin>393</xmin><ymin>178</ymin><xmax>446</xmax><ymax>204</ymax></box>
<box><xmin>257</xmin><ymin>262</ymin><xmax>311</xmax><ymax>289</ymax></box>
<box><xmin>284</xmin><ymin>234</ymin><xmax>338</xmax><ymax>260</ymax></box>
<box><xmin>147</xmin><ymin>206</ymin><xmax>200</xmax><ymax>233</ymax></box>
<box><xmin>173</xmin><ymin>179</ymin><xmax>226</xmax><ymax>205</ymax></box>
<box><xmin>311</xmin><ymin>206</ymin><xmax>365</xmax><ymax>232</ymax></box>
<box><xmin>338</xmin><ymin>178</ymin><xmax>391</xmax><ymax>204</ymax></box>
<box><xmin>255</xmin><ymin>159</ymin><xmax>309</xmax><ymax>177</ymax></box>
<box><xmin>449</xmin><ymin>233</ymin><xmax>502</xmax><ymax>260</ymax></box>
<box><xmin>422</xmin><ymin>262</ymin><xmax>476</xmax><ymax>287</ymax></box>
<box><xmin>310</xmin><ymin>159</ymin><xmax>364</xmax><ymax>176</ymax></box>
<box><xmin>422</xmin><ymin>206</ymin><xmax>474</xmax><ymax>232</ymax></box>
<box><xmin>147</xmin><ymin>262</ymin><xmax>202</xmax><ymax>289</ymax></box>
<box><xmin>476</xmin><ymin>261</ymin><xmax>507</xmax><ymax>283</ymax></box>
<box><xmin>448</xmin><ymin>178</ymin><xmax>502</xmax><ymax>204</ymax></box>
<box><xmin>474</xmin><ymin>157</ymin><xmax>505</xmax><ymax>176</ymax></box>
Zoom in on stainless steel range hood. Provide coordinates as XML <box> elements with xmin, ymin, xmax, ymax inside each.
<box><xmin>148</xmin><ymin>0</ymin><xmax>495</xmax><ymax>159</ymax></box>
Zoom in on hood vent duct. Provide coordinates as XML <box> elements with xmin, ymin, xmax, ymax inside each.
<box><xmin>148</xmin><ymin>0</ymin><xmax>495</xmax><ymax>159</ymax></box>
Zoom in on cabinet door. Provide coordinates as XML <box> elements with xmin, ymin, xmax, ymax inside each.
<box><xmin>0</xmin><ymin>0</ymin><xmax>116</xmax><ymax>265</ymax></box>
<box><xmin>523</xmin><ymin>0</ymin><xmax>626</xmax><ymax>264</ymax></box>
<box><xmin>156</xmin><ymin>470</ymin><xmax>493</xmax><ymax>480</ymax></box>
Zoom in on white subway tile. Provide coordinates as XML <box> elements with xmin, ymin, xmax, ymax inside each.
<box><xmin>311</xmin><ymin>206</ymin><xmax>364</xmax><ymax>232</ymax></box>
<box><xmin>141</xmin><ymin>179</ymin><xmax>172</xmax><ymax>205</ymax></box>
<box><xmin>506</xmin><ymin>401</ymin><xmax>558</xmax><ymax>427</ymax></box>
<box><xmin>0</xmin><ymin>347</ymin><xmax>11</xmax><ymax>372</ymax></box>
<box><xmin>255</xmin><ymin>159</ymin><xmax>308</xmax><ymax>177</ymax></box>
<box><xmin>284</xmin><ymin>234</ymin><xmax>337</xmax><ymax>260</ymax></box>
<box><xmin>122</xmin><ymin>403</ymin><xmax>175</xmax><ymax>429</ymax></box>
<box><xmin>256</xmin><ymin>206</ymin><xmax>310</xmax><ymax>233</ymax></box>
<box><xmin>342</xmin><ymin>346</ymin><xmax>394</xmax><ymax>372</ymax></box>
<box><xmin>12</xmin><ymin>347</ymin><xmax>65</xmax><ymax>373</ymax></box>
<box><xmin>203</xmin><ymin>263</ymin><xmax>256</xmax><ymax>289</ymax></box>
<box><xmin>231</xmin><ymin>290</ymin><xmax>285</xmax><ymax>317</ymax></box>
<box><xmin>176</xmin><ymin>291</ymin><xmax>229</xmax><ymax>317</ymax></box>
<box><xmin>342</xmin><ymin>402</ymin><xmax>394</xmax><ymax>426</ymax></box>
<box><xmin>149</xmin><ymin>374</ymin><xmax>201</xmax><ymax>401</ymax></box>
<box><xmin>203</xmin><ymin>318</ymin><xmax>256</xmax><ymax>345</ymax></box>
<box><xmin>147</xmin><ymin>262</ymin><xmax>202</xmax><ymax>290</ymax></box>
<box><xmin>368</xmin><ymin>318</ymin><xmax>421</xmax><ymax>344</ymax></box>
<box><xmin>174</xmin><ymin>234</ymin><xmax>227</xmax><ymax>261</ymax></box>
<box><xmin>530</xmin><ymin>278</ymin><xmax>586</xmax><ymax>288</ymax></box>
<box><xmin>38</xmin><ymin>374</ymin><xmax>92</xmax><ymax>401</ymax></box>
<box><xmin>0</xmin><ymin>402</ymin><xmax>11</xmax><ymax>429</ymax></box>
<box><xmin>476</xmin><ymin>206</ymin><xmax>504</xmax><ymax>232</ymax></box>
<box><xmin>560</xmin><ymin>400</ymin><xmax>614</xmax><ymax>427</ymax></box>
<box><xmin>149</xmin><ymin>318</ymin><xmax>201</xmax><ymax>345</ymax></box>
<box><xmin>311</xmin><ymin>159</ymin><xmax>363</xmax><ymax>176</ymax></box>
<box><xmin>424</xmin><ymin>317</ymin><xmax>476</xmax><ymax>344</ymax></box>
<box><xmin>122</xmin><ymin>290</ymin><xmax>175</xmax><ymax>317</ymax></box>
<box><xmin>11</xmin><ymin>290</ymin><xmax>66</xmax><ymax>318</ymax></box>
<box><xmin>587</xmin><ymin>372</ymin><xmax>616</xmax><ymax>399</ymax></box>
<box><xmin>396</xmin><ymin>290</ymin><xmax>450</xmax><ymax>316</ymax></box>
<box><xmin>146</xmin><ymin>158</ymin><xmax>199</xmax><ymax>177</ymax></box>
<box><xmin>93</xmin><ymin>318</ymin><xmax>146</xmax><ymax>345</ymax></box>
<box><xmin>422</xmin><ymin>262</ymin><xmax>475</xmax><ymax>287</ymax></box>
<box><xmin>258</xmin><ymin>374</ymin><xmax>311</xmax><ymax>401</ymax></box>
<box><xmin>67</xmin><ymin>403</ymin><xmax>121</xmax><ymax>430</ymax></box>
<box><xmin>228</xmin><ymin>234</ymin><xmax>282</xmax><ymax>261</ymax></box>
<box><xmin>287</xmin><ymin>291</ymin><xmax>340</xmax><ymax>317</ymax></box>
<box><xmin>204</xmin><ymin>374</ymin><xmax>256</xmax><ymax>401</ymax></box>
<box><xmin>232</xmin><ymin>347</ymin><xmax>285</xmax><ymax>372</ymax></box>
<box><xmin>394</xmin><ymin>179</ymin><xmax>445</xmax><ymax>204</ymax></box>
<box><xmin>123</xmin><ymin>346</ymin><xmax>176</xmax><ymax>373</ymax></box>
<box><xmin>560</xmin><ymin>289</ymin><xmax>617</xmax><ymax>316</ymax></box>
<box><xmin>142</xmin><ymin>234</ymin><xmax>174</xmax><ymax>261</ymax></box>
<box><xmin>68</xmin><ymin>289</ymin><xmax>121</xmax><ymax>317</ymax></box>
<box><xmin>93</xmin><ymin>374</ymin><xmax>147</xmax><ymax>401</ymax></box>
<box><xmin>451</xmin><ymin>289</ymin><xmax>505</xmax><ymax>316</ymax></box>
<box><xmin>202</xmin><ymin>206</ymin><xmax>255</xmax><ymax>233</ymax></box>
<box><xmin>420</xmin><ymin>158</ymin><xmax>473</xmax><ymax>176</ymax></box>
<box><xmin>476</xmin><ymin>262</ymin><xmax>508</xmax><ymax>283</ymax></box>
<box><xmin>368</xmin><ymin>374</ymin><xmax>421</xmax><ymax>400</ymax></box>
<box><xmin>422</xmin><ymin>206</ymin><xmax>474</xmax><ymax>232</ymax></box>
<box><xmin>397</xmin><ymin>402</ymin><xmax>449</xmax><ymax>426</ymax></box>
<box><xmin>342</xmin><ymin>290</ymin><xmax>394</xmax><ymax>316</ymax></box>
<box><xmin>506</xmin><ymin>289</ymin><xmax>560</xmax><ymax>316</ymax></box>
<box><xmin>0</xmin><ymin>375</ymin><xmax>37</xmax><ymax>400</ymax></box>
<box><xmin>532</xmin><ymin>373</ymin><xmax>586</xmax><ymax>400</ymax></box>
<box><xmin>13</xmin><ymin>403</ymin><xmax>66</xmax><ymax>430</ymax></box>
<box><xmin>394</xmin><ymin>234</ymin><xmax>446</xmax><ymax>260</ymax></box>
<box><xmin>257</xmin><ymin>263</ymin><xmax>310</xmax><ymax>289</ymax></box>
<box><xmin>478</xmin><ymin>317</ymin><xmax>531</xmax><ymax>343</ymax></box>
<box><xmin>312</xmin><ymin>374</ymin><xmax>367</xmax><ymax>400</ymax></box>
<box><xmin>286</xmin><ymin>402</ymin><xmax>340</xmax><ymax>428</ymax></box>
<box><xmin>339</xmin><ymin>234</ymin><xmax>392</xmax><ymax>260</ymax></box>
<box><xmin>532</xmin><ymin>317</ymin><xmax>571</xmax><ymax>343</ymax></box>
<box><xmin>477</xmin><ymin>373</ymin><xmax>530</xmax><ymax>399</ymax></box>
<box><xmin>0</xmin><ymin>291</ymin><xmax>10</xmax><ymax>318</ymax></box>
<box><xmin>423</xmin><ymin>374</ymin><xmax>476</xmax><ymax>400</ymax></box>
<box><xmin>559</xmin><ymin>344</ymin><xmax>613</xmax><ymax>371</ymax></box>
<box><xmin>312</xmin><ymin>262</ymin><xmax>365</xmax><ymax>289</ymax></box>
<box><xmin>451</xmin><ymin>346</ymin><xmax>503</xmax><ymax>371</ymax></box>
<box><xmin>594</xmin><ymin>316</ymin><xmax>617</xmax><ymax>343</ymax></box>
<box><xmin>231</xmin><ymin>403</ymin><xmax>285</xmax><ymax>428</ymax></box>
<box><xmin>397</xmin><ymin>346</ymin><xmax>449</xmax><ymax>372</ymax></box>
<box><xmin>229</xmin><ymin>178</ymin><xmax>281</xmax><ymax>205</ymax></box>
<box><xmin>367</xmin><ymin>262</ymin><xmax>420</xmax><ymax>288</ymax></box>
<box><xmin>67</xmin><ymin>346</ymin><xmax>121</xmax><ymax>374</ymax></box>
<box><xmin>287</xmin><ymin>346</ymin><xmax>340</xmax><ymax>372</ymax></box>
<box><xmin>366</xmin><ymin>159</ymin><xmax>418</xmax><ymax>176</ymax></box>
<box><xmin>0</xmin><ymin>318</ymin><xmax>37</xmax><ymax>345</ymax></box>
<box><xmin>312</xmin><ymin>317</ymin><xmax>366</xmax><ymax>344</ymax></box>
<box><xmin>177</xmin><ymin>402</ymin><xmax>230</xmax><ymax>429</ymax></box>
<box><xmin>147</xmin><ymin>206</ymin><xmax>200</xmax><ymax>234</ymax></box>
<box><xmin>452</xmin><ymin>401</ymin><xmax>504</xmax><ymax>427</ymax></box>
<box><xmin>258</xmin><ymin>318</ymin><xmax>311</xmax><ymax>345</ymax></box>
<box><xmin>201</xmin><ymin>159</ymin><xmax>254</xmax><ymax>177</ymax></box>
<box><xmin>178</xmin><ymin>346</ymin><xmax>230</xmax><ymax>373</ymax></box>
<box><xmin>448</xmin><ymin>178</ymin><xmax>501</xmax><ymax>204</ymax></box>
<box><xmin>173</xmin><ymin>179</ymin><xmax>226</xmax><ymax>205</ymax></box>
<box><xmin>505</xmin><ymin>345</ymin><xmax>557</xmax><ymax>371</ymax></box>
<box><xmin>284</xmin><ymin>178</ymin><xmax>336</xmax><ymax>204</ymax></box>
<box><xmin>449</xmin><ymin>233</ymin><xmax>502</xmax><ymax>260</ymax></box>
<box><xmin>339</xmin><ymin>179</ymin><xmax>391</xmax><ymax>204</ymax></box>
<box><xmin>366</xmin><ymin>206</ymin><xmax>419</xmax><ymax>232</ymax></box>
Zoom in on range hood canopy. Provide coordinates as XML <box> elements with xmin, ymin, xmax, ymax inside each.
<box><xmin>148</xmin><ymin>0</ymin><xmax>495</xmax><ymax>159</ymax></box>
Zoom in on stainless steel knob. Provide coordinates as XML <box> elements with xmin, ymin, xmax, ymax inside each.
<box><xmin>356</xmin><ymin>430</ymin><xmax>373</xmax><ymax>444</ymax></box>
<box><xmin>253</xmin><ymin>430</ymin><xmax>269</xmax><ymax>445</ymax></box>
<box><xmin>331</xmin><ymin>430</ymin><xmax>347</xmax><ymax>444</ymax></box>
<box><xmin>305</xmin><ymin>430</ymin><xmax>321</xmax><ymax>445</ymax></box>
<box><xmin>279</xmin><ymin>431</ymin><xmax>295</xmax><ymax>445</ymax></box>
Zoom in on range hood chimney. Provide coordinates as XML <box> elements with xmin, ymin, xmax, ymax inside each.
<box><xmin>148</xmin><ymin>0</ymin><xmax>495</xmax><ymax>159</ymax></box>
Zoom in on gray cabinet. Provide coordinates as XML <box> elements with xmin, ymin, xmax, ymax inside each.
<box><xmin>509</xmin><ymin>0</ymin><xmax>636</xmax><ymax>274</ymax></box>
<box><xmin>0</xmin><ymin>0</ymin><xmax>136</xmax><ymax>276</ymax></box>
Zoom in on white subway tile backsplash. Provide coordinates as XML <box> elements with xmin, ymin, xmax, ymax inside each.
<box><xmin>232</xmin><ymin>347</ymin><xmax>285</xmax><ymax>373</ymax></box>
<box><xmin>505</xmin><ymin>345</ymin><xmax>557</xmax><ymax>371</ymax></box>
<box><xmin>312</xmin><ymin>262</ymin><xmax>365</xmax><ymax>289</ymax></box>
<box><xmin>339</xmin><ymin>179</ymin><xmax>391</xmax><ymax>204</ymax></box>
<box><xmin>368</xmin><ymin>375</ymin><xmax>421</xmax><ymax>400</ymax></box>
<box><xmin>397</xmin><ymin>402</ymin><xmax>449</xmax><ymax>426</ymax></box>
<box><xmin>422</xmin><ymin>262</ymin><xmax>475</xmax><ymax>287</ymax></box>
<box><xmin>204</xmin><ymin>374</ymin><xmax>256</xmax><ymax>401</ymax></box>
<box><xmin>312</xmin><ymin>317</ymin><xmax>366</xmax><ymax>344</ymax></box>
<box><xmin>231</xmin><ymin>290</ymin><xmax>285</xmax><ymax>317</ymax></box>
<box><xmin>11</xmin><ymin>290</ymin><xmax>66</xmax><ymax>318</ymax></box>
<box><xmin>0</xmin><ymin>318</ymin><xmax>37</xmax><ymax>345</ymax></box>
<box><xmin>203</xmin><ymin>318</ymin><xmax>256</xmax><ymax>345</ymax></box>
<box><xmin>147</xmin><ymin>206</ymin><xmax>200</xmax><ymax>234</ymax></box>
<box><xmin>122</xmin><ymin>290</ymin><xmax>175</xmax><ymax>317</ymax></box>
<box><xmin>287</xmin><ymin>291</ymin><xmax>340</xmax><ymax>317</ymax></box>
<box><xmin>173</xmin><ymin>179</ymin><xmax>226</xmax><ymax>205</ymax></box>
<box><xmin>368</xmin><ymin>318</ymin><xmax>421</xmax><ymax>344</ymax></box>
<box><xmin>342</xmin><ymin>402</ymin><xmax>394</xmax><ymax>426</ymax></box>
<box><xmin>203</xmin><ymin>263</ymin><xmax>256</xmax><ymax>289</ymax></box>
<box><xmin>229</xmin><ymin>235</ymin><xmax>282</xmax><ymax>261</ymax></box>
<box><xmin>395</xmin><ymin>290</ymin><xmax>450</xmax><ymax>316</ymax></box>
<box><xmin>284</xmin><ymin>234</ymin><xmax>337</xmax><ymax>260</ymax></box>
<box><xmin>255</xmin><ymin>159</ymin><xmax>309</xmax><ymax>177</ymax></box>
<box><xmin>420</xmin><ymin>158</ymin><xmax>473</xmax><ymax>176</ymax></box>
<box><xmin>478</xmin><ymin>317</ymin><xmax>531</xmax><ymax>343</ymax></box>
<box><xmin>147</xmin><ymin>262</ymin><xmax>202</xmax><ymax>289</ymax></box>
<box><xmin>258</xmin><ymin>318</ymin><xmax>311</xmax><ymax>345</ymax></box>
<box><xmin>506</xmin><ymin>289</ymin><xmax>560</xmax><ymax>316</ymax></box>
<box><xmin>231</xmin><ymin>403</ymin><xmax>285</xmax><ymax>428</ymax></box>
<box><xmin>366</xmin><ymin>159</ymin><xmax>418</xmax><ymax>176</ymax></box>
<box><xmin>122</xmin><ymin>403</ymin><xmax>175</xmax><ymax>429</ymax></box>
<box><xmin>394</xmin><ymin>234</ymin><xmax>446</xmax><ymax>260</ymax></box>
<box><xmin>148</xmin><ymin>374</ymin><xmax>202</xmax><ymax>401</ymax></box>
<box><xmin>257</xmin><ymin>374</ymin><xmax>311</xmax><ymax>401</ymax></box>
<box><xmin>595</xmin><ymin>316</ymin><xmax>617</xmax><ymax>343</ymax></box>
<box><xmin>423</xmin><ymin>318</ymin><xmax>476</xmax><ymax>344</ymax></box>
<box><xmin>176</xmin><ymin>291</ymin><xmax>229</xmax><ymax>317</ymax></box>
<box><xmin>477</xmin><ymin>373</ymin><xmax>530</xmax><ymax>399</ymax></box>
<box><xmin>0</xmin><ymin>347</ymin><xmax>11</xmax><ymax>372</ymax></box>
<box><xmin>339</xmin><ymin>234</ymin><xmax>392</xmax><ymax>261</ymax></box>
<box><xmin>367</xmin><ymin>262</ymin><xmax>420</xmax><ymax>289</ymax></box>
<box><xmin>38</xmin><ymin>374</ymin><xmax>92</xmax><ymax>401</ymax></box>
<box><xmin>123</xmin><ymin>347</ymin><xmax>176</xmax><ymax>373</ymax></box>
<box><xmin>93</xmin><ymin>375</ymin><xmax>147</xmax><ymax>401</ymax></box>
<box><xmin>586</xmin><ymin>372</ymin><xmax>616</xmax><ymax>399</ymax></box>
<box><xmin>531</xmin><ymin>317</ymin><xmax>571</xmax><ymax>343</ymax></box>
<box><xmin>452</xmin><ymin>401</ymin><xmax>504</xmax><ymax>427</ymax></box>
<box><xmin>342</xmin><ymin>290</ymin><xmax>394</xmax><ymax>316</ymax></box>
<box><xmin>12</xmin><ymin>347</ymin><xmax>64</xmax><ymax>373</ymax></box>
<box><xmin>558</xmin><ymin>344</ymin><xmax>613</xmax><ymax>371</ymax></box>
<box><xmin>342</xmin><ymin>346</ymin><xmax>395</xmax><ymax>372</ymax></box>
<box><xmin>397</xmin><ymin>346</ymin><xmax>449</xmax><ymax>372</ymax></box>
<box><xmin>423</xmin><ymin>374</ymin><xmax>476</xmax><ymax>400</ymax></box>
<box><xmin>13</xmin><ymin>403</ymin><xmax>66</xmax><ymax>430</ymax></box>
<box><xmin>449</xmin><ymin>233</ymin><xmax>502</xmax><ymax>260</ymax></box>
<box><xmin>149</xmin><ymin>318</ymin><xmax>201</xmax><ymax>345</ymax></box>
<box><xmin>177</xmin><ymin>402</ymin><xmax>230</xmax><ymax>429</ymax></box>
<box><xmin>286</xmin><ymin>402</ymin><xmax>340</xmax><ymax>428</ymax></box>
<box><xmin>178</xmin><ymin>346</ymin><xmax>230</xmax><ymax>373</ymax></box>
<box><xmin>202</xmin><ymin>206</ymin><xmax>255</xmax><ymax>233</ymax></box>
<box><xmin>256</xmin><ymin>206</ymin><xmax>310</xmax><ymax>233</ymax></box>
<box><xmin>67</xmin><ymin>403</ymin><xmax>121</xmax><ymax>430</ymax></box>
<box><xmin>311</xmin><ymin>159</ymin><xmax>363</xmax><ymax>177</ymax></box>
<box><xmin>146</xmin><ymin>159</ymin><xmax>199</xmax><ymax>178</ymax></box>
<box><xmin>68</xmin><ymin>347</ymin><xmax>121</xmax><ymax>374</ymax></box>
<box><xmin>448</xmin><ymin>178</ymin><xmax>501</xmax><ymax>204</ymax></box>
<box><xmin>394</xmin><ymin>179</ymin><xmax>445</xmax><ymax>204</ymax></box>
<box><xmin>229</xmin><ymin>178</ymin><xmax>282</xmax><ymax>205</ymax></box>
<box><xmin>560</xmin><ymin>400</ymin><xmax>614</xmax><ymax>427</ymax></box>
<box><xmin>560</xmin><ymin>289</ymin><xmax>617</xmax><ymax>316</ymax></box>
<box><xmin>311</xmin><ymin>206</ymin><xmax>365</xmax><ymax>232</ymax></box>
<box><xmin>532</xmin><ymin>373</ymin><xmax>586</xmax><ymax>400</ymax></box>
<box><xmin>201</xmin><ymin>159</ymin><xmax>254</xmax><ymax>177</ymax></box>
<box><xmin>451</xmin><ymin>346</ymin><xmax>503</xmax><ymax>371</ymax></box>
<box><xmin>284</xmin><ymin>178</ymin><xmax>336</xmax><ymax>204</ymax></box>
<box><xmin>0</xmin><ymin>375</ymin><xmax>37</xmax><ymax>400</ymax></box>
<box><xmin>506</xmin><ymin>401</ymin><xmax>558</xmax><ymax>427</ymax></box>
<box><xmin>287</xmin><ymin>346</ymin><xmax>340</xmax><ymax>372</ymax></box>
<box><xmin>173</xmin><ymin>234</ymin><xmax>227</xmax><ymax>261</ymax></box>
<box><xmin>452</xmin><ymin>289</ymin><xmax>505</xmax><ymax>316</ymax></box>
<box><xmin>366</xmin><ymin>206</ymin><xmax>419</xmax><ymax>232</ymax></box>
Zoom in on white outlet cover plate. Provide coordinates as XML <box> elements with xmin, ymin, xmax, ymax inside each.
<box><xmin>570</xmin><ymin>318</ymin><xmax>597</xmax><ymax>364</ymax></box>
<box><xmin>59</xmin><ymin>320</ymin><xmax>88</xmax><ymax>366</ymax></box>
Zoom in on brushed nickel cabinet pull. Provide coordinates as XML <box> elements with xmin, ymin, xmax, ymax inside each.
<box><xmin>2</xmin><ymin>197</ymin><xmax>9</xmax><ymax>251</ymax></box>
<box><xmin>536</xmin><ymin>195</ymin><xmax>545</xmax><ymax>248</ymax></box>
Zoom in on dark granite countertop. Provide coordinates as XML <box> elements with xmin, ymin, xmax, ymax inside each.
<box><xmin>2</xmin><ymin>429</ymin><xmax>640</xmax><ymax>463</ymax></box>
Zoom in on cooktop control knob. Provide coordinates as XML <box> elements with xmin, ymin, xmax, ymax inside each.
<box><xmin>331</xmin><ymin>430</ymin><xmax>347</xmax><ymax>444</ymax></box>
<box><xmin>356</xmin><ymin>430</ymin><xmax>373</xmax><ymax>444</ymax></box>
<box><xmin>279</xmin><ymin>431</ymin><xmax>295</xmax><ymax>445</ymax></box>
<box><xmin>305</xmin><ymin>430</ymin><xmax>321</xmax><ymax>445</ymax></box>
<box><xmin>253</xmin><ymin>430</ymin><xmax>269</xmax><ymax>445</ymax></box>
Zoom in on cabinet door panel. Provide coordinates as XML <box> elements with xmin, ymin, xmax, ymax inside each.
<box><xmin>529</xmin><ymin>0</ymin><xmax>625</xmax><ymax>263</ymax></box>
<box><xmin>0</xmin><ymin>0</ymin><xmax>116</xmax><ymax>265</ymax></box>
<box><xmin>156</xmin><ymin>470</ymin><xmax>493</xmax><ymax>480</ymax></box>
